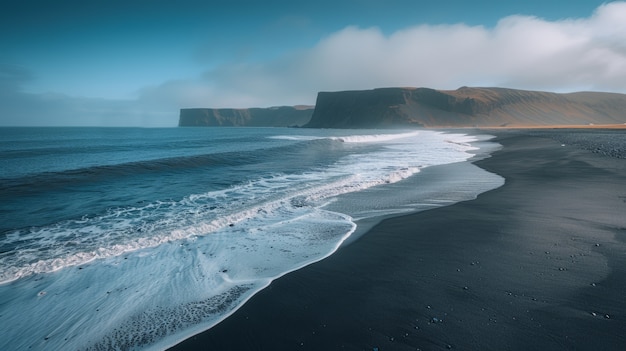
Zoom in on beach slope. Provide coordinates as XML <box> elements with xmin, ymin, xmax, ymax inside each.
<box><xmin>169</xmin><ymin>130</ymin><xmax>626</xmax><ymax>350</ymax></box>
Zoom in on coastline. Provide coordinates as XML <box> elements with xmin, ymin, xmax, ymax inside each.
<box><xmin>168</xmin><ymin>129</ymin><xmax>626</xmax><ymax>350</ymax></box>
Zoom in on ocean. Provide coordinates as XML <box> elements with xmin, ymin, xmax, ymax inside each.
<box><xmin>0</xmin><ymin>127</ymin><xmax>503</xmax><ymax>350</ymax></box>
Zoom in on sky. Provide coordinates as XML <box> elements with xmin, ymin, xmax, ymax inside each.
<box><xmin>1</xmin><ymin>0</ymin><xmax>625</xmax><ymax>127</ymax></box>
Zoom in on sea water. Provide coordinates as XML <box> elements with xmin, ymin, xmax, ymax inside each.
<box><xmin>0</xmin><ymin>127</ymin><xmax>503</xmax><ymax>350</ymax></box>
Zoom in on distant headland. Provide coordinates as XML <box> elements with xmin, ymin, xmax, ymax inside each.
<box><xmin>179</xmin><ymin>87</ymin><xmax>626</xmax><ymax>128</ymax></box>
<box><xmin>178</xmin><ymin>105</ymin><xmax>314</xmax><ymax>127</ymax></box>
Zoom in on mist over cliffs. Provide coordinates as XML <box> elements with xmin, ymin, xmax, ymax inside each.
<box><xmin>179</xmin><ymin>87</ymin><xmax>626</xmax><ymax>128</ymax></box>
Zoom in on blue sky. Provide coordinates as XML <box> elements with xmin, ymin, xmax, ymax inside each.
<box><xmin>1</xmin><ymin>0</ymin><xmax>625</xmax><ymax>126</ymax></box>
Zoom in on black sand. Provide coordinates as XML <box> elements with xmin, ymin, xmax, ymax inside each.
<box><xmin>170</xmin><ymin>130</ymin><xmax>626</xmax><ymax>350</ymax></box>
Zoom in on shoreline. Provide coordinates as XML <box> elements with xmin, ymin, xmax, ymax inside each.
<box><xmin>169</xmin><ymin>129</ymin><xmax>626</xmax><ymax>350</ymax></box>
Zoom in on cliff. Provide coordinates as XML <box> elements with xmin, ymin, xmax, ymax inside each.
<box><xmin>304</xmin><ymin>87</ymin><xmax>626</xmax><ymax>128</ymax></box>
<box><xmin>179</xmin><ymin>105</ymin><xmax>314</xmax><ymax>127</ymax></box>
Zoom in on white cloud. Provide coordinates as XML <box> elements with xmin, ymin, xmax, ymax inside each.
<box><xmin>174</xmin><ymin>1</ymin><xmax>626</xmax><ymax>108</ymax></box>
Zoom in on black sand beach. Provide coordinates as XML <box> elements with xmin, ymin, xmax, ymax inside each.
<box><xmin>170</xmin><ymin>130</ymin><xmax>626</xmax><ymax>351</ymax></box>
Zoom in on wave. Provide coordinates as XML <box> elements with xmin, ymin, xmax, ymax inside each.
<box><xmin>0</xmin><ymin>152</ymin><xmax>251</xmax><ymax>192</ymax></box>
<box><xmin>0</xmin><ymin>138</ymin><xmax>337</xmax><ymax>197</ymax></box>
<box><xmin>330</xmin><ymin>130</ymin><xmax>422</xmax><ymax>143</ymax></box>
<box><xmin>0</xmin><ymin>157</ymin><xmax>421</xmax><ymax>284</ymax></box>
<box><xmin>0</xmin><ymin>130</ymin><xmax>473</xmax><ymax>284</ymax></box>
<box><xmin>270</xmin><ymin>130</ymin><xmax>421</xmax><ymax>143</ymax></box>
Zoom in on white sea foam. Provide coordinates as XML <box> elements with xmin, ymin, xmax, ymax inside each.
<box><xmin>330</xmin><ymin>130</ymin><xmax>422</xmax><ymax>143</ymax></box>
<box><xmin>270</xmin><ymin>130</ymin><xmax>422</xmax><ymax>143</ymax></box>
<box><xmin>0</xmin><ymin>129</ymin><xmax>499</xmax><ymax>351</ymax></box>
<box><xmin>0</xmin><ymin>130</ymin><xmax>475</xmax><ymax>284</ymax></box>
<box><xmin>268</xmin><ymin>135</ymin><xmax>323</xmax><ymax>141</ymax></box>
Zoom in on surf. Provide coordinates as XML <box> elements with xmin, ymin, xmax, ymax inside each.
<box><xmin>0</xmin><ymin>127</ymin><xmax>503</xmax><ymax>351</ymax></box>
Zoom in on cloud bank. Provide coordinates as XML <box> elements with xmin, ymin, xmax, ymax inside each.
<box><xmin>179</xmin><ymin>1</ymin><xmax>626</xmax><ymax>108</ymax></box>
<box><xmin>3</xmin><ymin>2</ymin><xmax>626</xmax><ymax>126</ymax></box>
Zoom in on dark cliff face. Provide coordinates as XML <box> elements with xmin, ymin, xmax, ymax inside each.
<box><xmin>179</xmin><ymin>88</ymin><xmax>626</xmax><ymax>129</ymax></box>
<box><xmin>305</xmin><ymin>87</ymin><xmax>626</xmax><ymax>128</ymax></box>
<box><xmin>305</xmin><ymin>88</ymin><xmax>424</xmax><ymax>128</ymax></box>
<box><xmin>179</xmin><ymin>106</ymin><xmax>314</xmax><ymax>127</ymax></box>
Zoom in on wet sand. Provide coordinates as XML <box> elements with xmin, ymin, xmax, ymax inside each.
<box><xmin>169</xmin><ymin>130</ymin><xmax>626</xmax><ymax>350</ymax></box>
